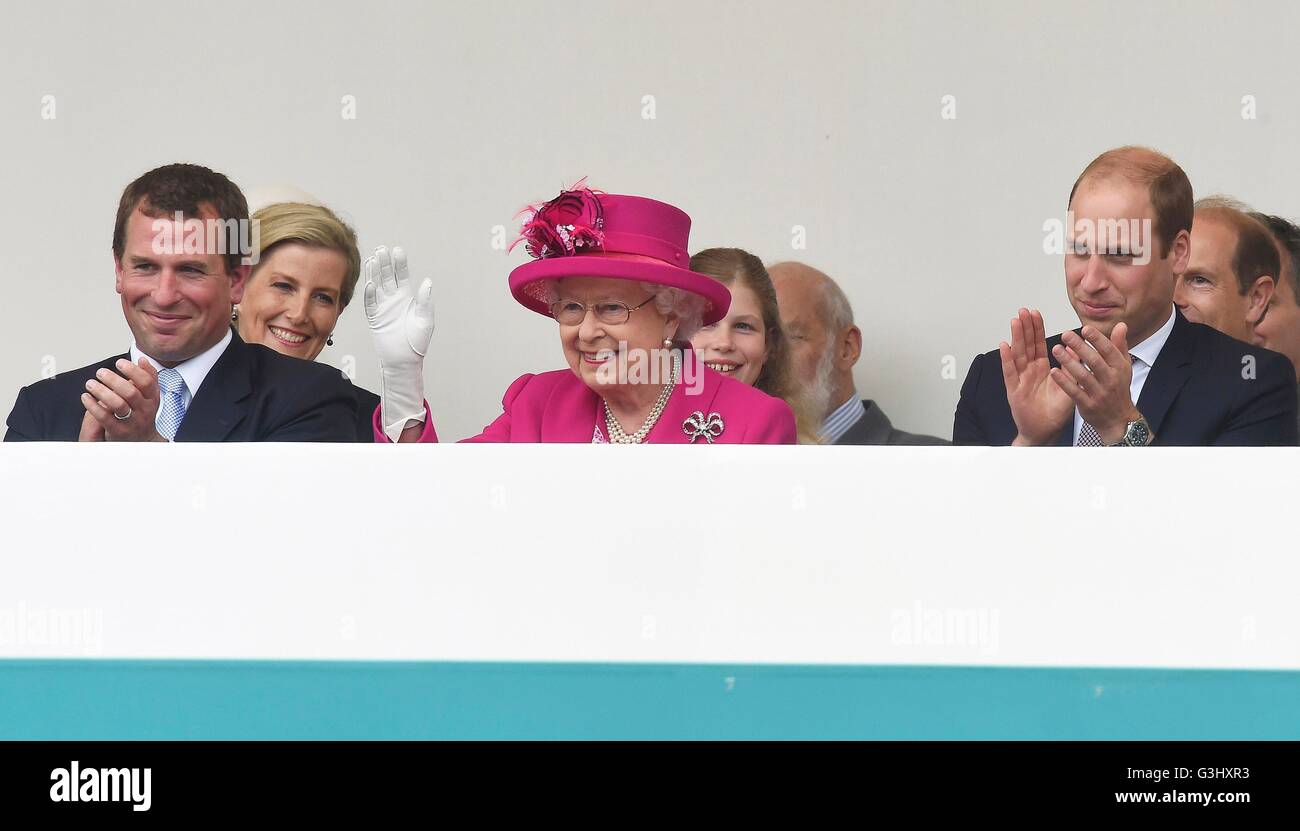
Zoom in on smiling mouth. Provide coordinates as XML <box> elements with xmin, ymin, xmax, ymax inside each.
<box><xmin>581</xmin><ymin>349</ymin><xmax>617</xmax><ymax>364</ymax></box>
<box><xmin>1080</xmin><ymin>301</ymin><xmax>1118</xmax><ymax>314</ymax></box>
<box><xmin>145</xmin><ymin>311</ymin><xmax>189</xmax><ymax>323</ymax></box>
<box><xmin>705</xmin><ymin>362</ymin><xmax>741</xmax><ymax>374</ymax></box>
<box><xmin>269</xmin><ymin>325</ymin><xmax>309</xmax><ymax>345</ymax></box>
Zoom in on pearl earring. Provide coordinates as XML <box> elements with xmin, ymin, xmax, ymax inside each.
<box><xmin>231</xmin><ymin>306</ymin><xmax>239</xmax><ymax>323</ymax></box>
<box><xmin>663</xmin><ymin>338</ymin><xmax>672</xmax><ymax>348</ymax></box>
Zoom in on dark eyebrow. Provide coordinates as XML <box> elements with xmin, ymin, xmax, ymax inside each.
<box><xmin>1067</xmin><ymin>240</ymin><xmax>1139</xmax><ymax>255</ymax></box>
<box><xmin>127</xmin><ymin>254</ymin><xmax>211</xmax><ymax>270</ymax></box>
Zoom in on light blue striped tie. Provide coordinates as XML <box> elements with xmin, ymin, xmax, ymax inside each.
<box><xmin>156</xmin><ymin>368</ymin><xmax>187</xmax><ymax>441</ymax></box>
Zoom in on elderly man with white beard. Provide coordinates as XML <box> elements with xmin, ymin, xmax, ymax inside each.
<box><xmin>769</xmin><ymin>261</ymin><xmax>948</xmax><ymax>445</ymax></box>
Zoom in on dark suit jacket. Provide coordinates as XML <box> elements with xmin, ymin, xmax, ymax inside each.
<box><xmin>836</xmin><ymin>400</ymin><xmax>950</xmax><ymax>445</ymax></box>
<box><xmin>953</xmin><ymin>310</ymin><xmax>1298</xmax><ymax>446</ymax></box>
<box><xmin>5</xmin><ymin>333</ymin><xmax>359</xmax><ymax>442</ymax></box>
<box><xmin>350</xmin><ymin>384</ymin><xmax>381</xmax><ymax>442</ymax></box>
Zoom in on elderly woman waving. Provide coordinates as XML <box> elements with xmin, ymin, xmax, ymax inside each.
<box><xmin>366</xmin><ymin>184</ymin><xmax>796</xmax><ymax>444</ymax></box>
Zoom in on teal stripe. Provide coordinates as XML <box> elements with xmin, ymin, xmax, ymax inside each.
<box><xmin>1</xmin><ymin>660</ymin><xmax>1296</xmax><ymax>740</ymax></box>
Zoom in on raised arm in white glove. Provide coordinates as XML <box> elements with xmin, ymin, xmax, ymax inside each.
<box><xmin>362</xmin><ymin>245</ymin><xmax>435</xmax><ymax>442</ymax></box>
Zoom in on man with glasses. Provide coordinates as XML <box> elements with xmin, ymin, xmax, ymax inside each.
<box><xmin>364</xmin><ymin>186</ymin><xmax>797</xmax><ymax>444</ymax></box>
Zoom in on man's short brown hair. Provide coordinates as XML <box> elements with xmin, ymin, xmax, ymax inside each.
<box><xmin>1249</xmin><ymin>212</ymin><xmax>1300</xmax><ymax>298</ymax></box>
<box><xmin>111</xmin><ymin>163</ymin><xmax>249</xmax><ymax>274</ymax></box>
<box><xmin>1195</xmin><ymin>200</ymin><xmax>1280</xmax><ymax>295</ymax></box>
<box><xmin>1068</xmin><ymin>146</ymin><xmax>1193</xmax><ymax>260</ymax></box>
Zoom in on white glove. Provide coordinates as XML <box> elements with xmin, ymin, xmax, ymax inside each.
<box><xmin>362</xmin><ymin>245</ymin><xmax>435</xmax><ymax>442</ymax></box>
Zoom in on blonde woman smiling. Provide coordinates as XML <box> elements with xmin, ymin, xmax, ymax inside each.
<box><xmin>233</xmin><ymin>201</ymin><xmax>379</xmax><ymax>440</ymax></box>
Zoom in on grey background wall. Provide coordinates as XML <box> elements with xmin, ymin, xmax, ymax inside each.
<box><xmin>3</xmin><ymin>0</ymin><xmax>1297</xmax><ymax>440</ymax></box>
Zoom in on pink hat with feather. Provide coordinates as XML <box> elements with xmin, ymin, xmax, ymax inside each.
<box><xmin>508</xmin><ymin>181</ymin><xmax>731</xmax><ymax>325</ymax></box>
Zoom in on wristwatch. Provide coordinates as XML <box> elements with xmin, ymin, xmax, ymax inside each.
<box><xmin>1109</xmin><ymin>416</ymin><xmax>1154</xmax><ymax>447</ymax></box>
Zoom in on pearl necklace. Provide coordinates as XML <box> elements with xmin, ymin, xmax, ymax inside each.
<box><xmin>603</xmin><ymin>351</ymin><xmax>680</xmax><ymax>444</ymax></box>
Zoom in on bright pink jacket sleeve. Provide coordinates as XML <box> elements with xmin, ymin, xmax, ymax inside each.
<box><xmin>371</xmin><ymin>401</ymin><xmax>438</xmax><ymax>443</ymax></box>
<box><xmin>457</xmin><ymin>374</ymin><xmax>537</xmax><ymax>443</ymax></box>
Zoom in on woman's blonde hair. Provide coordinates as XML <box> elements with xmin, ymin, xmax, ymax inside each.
<box><xmin>689</xmin><ymin>248</ymin><xmax>824</xmax><ymax>443</ymax></box>
<box><xmin>251</xmin><ymin>202</ymin><xmax>361</xmax><ymax>309</ymax></box>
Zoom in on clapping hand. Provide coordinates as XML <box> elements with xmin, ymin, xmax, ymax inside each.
<box><xmin>998</xmin><ymin>308</ymin><xmax>1074</xmax><ymax>446</ymax></box>
<box><xmin>79</xmin><ymin>358</ymin><xmax>165</xmax><ymax>442</ymax></box>
<box><xmin>1051</xmin><ymin>323</ymin><xmax>1142</xmax><ymax>445</ymax></box>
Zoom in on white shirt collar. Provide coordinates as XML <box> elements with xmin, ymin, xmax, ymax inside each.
<box><xmin>129</xmin><ymin>327</ymin><xmax>232</xmax><ymax>399</ymax></box>
<box><xmin>1128</xmin><ymin>305</ymin><xmax>1176</xmax><ymax>368</ymax></box>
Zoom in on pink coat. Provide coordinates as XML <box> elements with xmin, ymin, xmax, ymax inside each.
<box><xmin>374</xmin><ymin>350</ymin><xmax>796</xmax><ymax>444</ymax></box>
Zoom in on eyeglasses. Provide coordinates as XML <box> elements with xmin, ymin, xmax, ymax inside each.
<box><xmin>549</xmin><ymin>296</ymin><xmax>657</xmax><ymax>326</ymax></box>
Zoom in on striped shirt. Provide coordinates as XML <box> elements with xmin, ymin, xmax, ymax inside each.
<box><xmin>820</xmin><ymin>395</ymin><xmax>864</xmax><ymax>445</ymax></box>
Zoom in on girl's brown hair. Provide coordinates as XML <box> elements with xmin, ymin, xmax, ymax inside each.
<box><xmin>689</xmin><ymin>248</ymin><xmax>823</xmax><ymax>443</ymax></box>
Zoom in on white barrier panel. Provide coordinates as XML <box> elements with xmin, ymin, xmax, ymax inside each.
<box><xmin>1</xmin><ymin>444</ymin><xmax>1296</xmax><ymax>670</ymax></box>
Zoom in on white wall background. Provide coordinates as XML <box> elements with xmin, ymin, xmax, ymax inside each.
<box><xmin>2</xmin><ymin>0</ymin><xmax>1298</xmax><ymax>440</ymax></box>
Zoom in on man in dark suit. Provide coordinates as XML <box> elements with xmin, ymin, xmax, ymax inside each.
<box><xmin>954</xmin><ymin>146</ymin><xmax>1297</xmax><ymax>447</ymax></box>
<box><xmin>4</xmin><ymin>163</ymin><xmax>356</xmax><ymax>442</ymax></box>
<box><xmin>770</xmin><ymin>261</ymin><xmax>948</xmax><ymax>445</ymax></box>
<box><xmin>1250</xmin><ymin>213</ymin><xmax>1300</xmax><ymax>439</ymax></box>
<box><xmin>833</xmin><ymin>398</ymin><xmax>945</xmax><ymax>445</ymax></box>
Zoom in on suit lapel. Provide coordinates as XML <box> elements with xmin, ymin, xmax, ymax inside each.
<box><xmin>838</xmin><ymin>401</ymin><xmax>891</xmax><ymax>445</ymax></box>
<box><xmin>1045</xmin><ymin>313</ymin><xmax>1194</xmax><ymax>445</ymax></box>
<box><xmin>1134</xmin><ymin>309</ymin><xmax>1195</xmax><ymax>437</ymax></box>
<box><xmin>175</xmin><ymin>335</ymin><xmax>252</xmax><ymax>441</ymax></box>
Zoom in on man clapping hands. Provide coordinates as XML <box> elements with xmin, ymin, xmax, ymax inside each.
<box><xmin>955</xmin><ymin>146</ymin><xmax>1296</xmax><ymax>447</ymax></box>
<box><xmin>5</xmin><ymin>164</ymin><xmax>357</xmax><ymax>443</ymax></box>
<box><xmin>77</xmin><ymin>357</ymin><xmax>165</xmax><ymax>442</ymax></box>
<box><xmin>1001</xmin><ymin>309</ymin><xmax>1147</xmax><ymax>446</ymax></box>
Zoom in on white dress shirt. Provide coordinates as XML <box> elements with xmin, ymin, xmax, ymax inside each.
<box><xmin>129</xmin><ymin>328</ymin><xmax>233</xmax><ymax>441</ymax></box>
<box><xmin>1072</xmin><ymin>305</ymin><xmax>1176</xmax><ymax>443</ymax></box>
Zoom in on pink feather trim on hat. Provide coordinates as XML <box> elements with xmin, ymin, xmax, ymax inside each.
<box><xmin>509</xmin><ymin>178</ymin><xmax>606</xmax><ymax>260</ymax></box>
<box><xmin>506</xmin><ymin>186</ymin><xmax>734</xmax><ymax>326</ymax></box>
